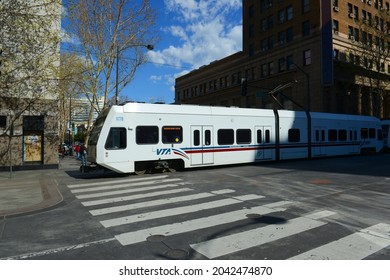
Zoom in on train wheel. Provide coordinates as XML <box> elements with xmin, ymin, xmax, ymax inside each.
<box><xmin>135</xmin><ymin>170</ymin><xmax>146</xmax><ymax>175</ymax></box>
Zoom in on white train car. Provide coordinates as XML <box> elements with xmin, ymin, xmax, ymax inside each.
<box><xmin>86</xmin><ymin>103</ymin><xmax>383</xmax><ymax>174</ymax></box>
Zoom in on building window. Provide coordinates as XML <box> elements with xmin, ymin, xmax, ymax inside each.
<box><xmin>261</xmin><ymin>19</ymin><xmax>267</xmax><ymax>32</ymax></box>
<box><xmin>268</xmin><ymin>35</ymin><xmax>274</xmax><ymax>49</ymax></box>
<box><xmin>302</xmin><ymin>20</ymin><xmax>310</xmax><ymax>36</ymax></box>
<box><xmin>303</xmin><ymin>0</ymin><xmax>310</xmax><ymax>13</ymax></box>
<box><xmin>278</xmin><ymin>57</ymin><xmax>286</xmax><ymax>72</ymax></box>
<box><xmin>249</xmin><ymin>24</ymin><xmax>255</xmax><ymax>38</ymax></box>
<box><xmin>303</xmin><ymin>49</ymin><xmax>311</xmax><ymax>65</ymax></box>
<box><xmin>286</xmin><ymin>27</ymin><xmax>294</xmax><ymax>42</ymax></box>
<box><xmin>268</xmin><ymin>61</ymin><xmax>274</xmax><ymax>75</ymax></box>
<box><xmin>278</xmin><ymin>31</ymin><xmax>286</xmax><ymax>45</ymax></box>
<box><xmin>333</xmin><ymin>49</ymin><xmax>339</xmax><ymax>60</ymax></box>
<box><xmin>333</xmin><ymin>20</ymin><xmax>339</xmax><ymax>33</ymax></box>
<box><xmin>278</xmin><ymin>9</ymin><xmax>285</xmax><ymax>23</ymax></box>
<box><xmin>287</xmin><ymin>5</ymin><xmax>294</xmax><ymax>21</ymax></box>
<box><xmin>286</xmin><ymin>55</ymin><xmax>294</xmax><ymax>70</ymax></box>
<box><xmin>268</xmin><ymin>15</ymin><xmax>274</xmax><ymax>29</ymax></box>
<box><xmin>261</xmin><ymin>63</ymin><xmax>268</xmax><ymax>77</ymax></box>
<box><xmin>261</xmin><ymin>38</ymin><xmax>267</xmax><ymax>51</ymax></box>
<box><xmin>249</xmin><ymin>5</ymin><xmax>254</xmax><ymax>18</ymax></box>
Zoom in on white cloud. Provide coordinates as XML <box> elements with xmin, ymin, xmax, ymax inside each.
<box><xmin>149</xmin><ymin>0</ymin><xmax>242</xmax><ymax>71</ymax></box>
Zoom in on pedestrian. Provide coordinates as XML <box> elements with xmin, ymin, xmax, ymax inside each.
<box><xmin>75</xmin><ymin>144</ymin><xmax>81</xmax><ymax>159</ymax></box>
<box><xmin>80</xmin><ymin>143</ymin><xmax>87</xmax><ymax>167</ymax></box>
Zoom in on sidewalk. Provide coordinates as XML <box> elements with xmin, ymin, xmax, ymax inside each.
<box><xmin>0</xmin><ymin>157</ymin><xmax>79</xmax><ymax>217</ymax></box>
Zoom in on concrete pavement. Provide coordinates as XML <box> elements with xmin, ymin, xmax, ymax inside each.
<box><xmin>0</xmin><ymin>157</ymin><xmax>80</xmax><ymax>217</ymax></box>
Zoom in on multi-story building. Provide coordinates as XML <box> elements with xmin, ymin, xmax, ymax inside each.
<box><xmin>175</xmin><ymin>0</ymin><xmax>390</xmax><ymax>119</ymax></box>
<box><xmin>0</xmin><ymin>0</ymin><xmax>62</xmax><ymax>171</ymax></box>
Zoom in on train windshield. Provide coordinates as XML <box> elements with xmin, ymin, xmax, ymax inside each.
<box><xmin>88</xmin><ymin>109</ymin><xmax>109</xmax><ymax>146</ymax></box>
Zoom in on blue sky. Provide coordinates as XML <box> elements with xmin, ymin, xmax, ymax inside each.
<box><xmin>62</xmin><ymin>0</ymin><xmax>242</xmax><ymax>104</ymax></box>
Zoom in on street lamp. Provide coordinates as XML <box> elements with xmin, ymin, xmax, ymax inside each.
<box><xmin>115</xmin><ymin>44</ymin><xmax>154</xmax><ymax>105</ymax></box>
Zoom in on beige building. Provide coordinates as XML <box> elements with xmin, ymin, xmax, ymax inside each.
<box><xmin>175</xmin><ymin>0</ymin><xmax>390</xmax><ymax>118</ymax></box>
<box><xmin>0</xmin><ymin>0</ymin><xmax>62</xmax><ymax>171</ymax></box>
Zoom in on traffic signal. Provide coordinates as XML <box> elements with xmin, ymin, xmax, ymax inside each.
<box><xmin>241</xmin><ymin>78</ymin><xmax>248</xmax><ymax>96</ymax></box>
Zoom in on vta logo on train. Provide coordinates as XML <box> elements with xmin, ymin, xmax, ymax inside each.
<box><xmin>156</xmin><ymin>148</ymin><xmax>172</xmax><ymax>155</ymax></box>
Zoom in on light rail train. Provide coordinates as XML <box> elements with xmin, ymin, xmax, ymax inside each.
<box><xmin>382</xmin><ymin>119</ymin><xmax>390</xmax><ymax>151</ymax></box>
<box><xmin>86</xmin><ymin>103</ymin><xmax>383</xmax><ymax>174</ymax></box>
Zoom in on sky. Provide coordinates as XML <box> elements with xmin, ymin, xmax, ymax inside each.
<box><xmin>61</xmin><ymin>0</ymin><xmax>243</xmax><ymax>104</ymax></box>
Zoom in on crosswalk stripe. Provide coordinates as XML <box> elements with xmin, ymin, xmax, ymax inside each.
<box><xmin>101</xmin><ymin>194</ymin><xmax>265</xmax><ymax>228</ymax></box>
<box><xmin>71</xmin><ymin>178</ymin><xmax>182</xmax><ymax>194</ymax></box>
<box><xmin>190</xmin><ymin>210</ymin><xmax>336</xmax><ymax>259</ymax></box>
<box><xmin>76</xmin><ymin>182</ymin><xmax>187</xmax><ymax>199</ymax></box>
<box><xmin>115</xmin><ymin>201</ymin><xmax>292</xmax><ymax>246</ymax></box>
<box><xmin>81</xmin><ymin>187</ymin><xmax>193</xmax><ymax>207</ymax></box>
<box><xmin>289</xmin><ymin>223</ymin><xmax>390</xmax><ymax>260</ymax></box>
<box><xmin>67</xmin><ymin>175</ymin><xmax>169</xmax><ymax>188</ymax></box>
<box><xmin>89</xmin><ymin>190</ymin><xmax>235</xmax><ymax>216</ymax></box>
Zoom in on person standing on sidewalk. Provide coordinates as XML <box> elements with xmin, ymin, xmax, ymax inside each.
<box><xmin>80</xmin><ymin>143</ymin><xmax>87</xmax><ymax>171</ymax></box>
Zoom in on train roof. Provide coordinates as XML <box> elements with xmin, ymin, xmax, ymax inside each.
<box><xmin>118</xmin><ymin>103</ymin><xmax>277</xmax><ymax>117</ymax></box>
<box><xmin>113</xmin><ymin>102</ymin><xmax>379</xmax><ymax>122</ymax></box>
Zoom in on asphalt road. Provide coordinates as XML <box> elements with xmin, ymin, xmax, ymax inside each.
<box><xmin>1</xmin><ymin>154</ymin><xmax>389</xmax><ymax>260</ymax></box>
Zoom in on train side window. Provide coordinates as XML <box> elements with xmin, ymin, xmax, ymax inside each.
<box><xmin>105</xmin><ymin>127</ymin><xmax>127</xmax><ymax>149</ymax></box>
<box><xmin>369</xmin><ymin>128</ymin><xmax>376</xmax><ymax>139</ymax></box>
<box><xmin>378</xmin><ymin>129</ymin><xmax>383</xmax><ymax>141</ymax></box>
<box><xmin>193</xmin><ymin>130</ymin><xmax>200</xmax><ymax>146</ymax></box>
<box><xmin>328</xmin><ymin>129</ymin><xmax>337</xmax><ymax>141</ymax></box>
<box><xmin>205</xmin><ymin>130</ymin><xmax>211</xmax><ymax>146</ymax></box>
<box><xmin>162</xmin><ymin>126</ymin><xmax>183</xmax><ymax>144</ymax></box>
<box><xmin>265</xmin><ymin>130</ymin><xmax>271</xmax><ymax>143</ymax></box>
<box><xmin>257</xmin><ymin>130</ymin><xmax>262</xmax><ymax>144</ymax></box>
<box><xmin>218</xmin><ymin>129</ymin><xmax>234</xmax><ymax>145</ymax></box>
<box><xmin>338</xmin><ymin>129</ymin><xmax>347</xmax><ymax>141</ymax></box>
<box><xmin>315</xmin><ymin>130</ymin><xmax>319</xmax><ymax>142</ymax></box>
<box><xmin>236</xmin><ymin>129</ymin><xmax>251</xmax><ymax>144</ymax></box>
<box><xmin>288</xmin><ymin>129</ymin><xmax>300</xmax><ymax>142</ymax></box>
<box><xmin>361</xmin><ymin>128</ymin><xmax>368</xmax><ymax>139</ymax></box>
<box><xmin>136</xmin><ymin>126</ymin><xmax>159</xmax><ymax>144</ymax></box>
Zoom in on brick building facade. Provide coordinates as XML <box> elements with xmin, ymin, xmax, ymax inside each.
<box><xmin>175</xmin><ymin>0</ymin><xmax>390</xmax><ymax>119</ymax></box>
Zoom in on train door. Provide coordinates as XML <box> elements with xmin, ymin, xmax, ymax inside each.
<box><xmin>348</xmin><ymin>127</ymin><xmax>358</xmax><ymax>153</ymax></box>
<box><xmin>190</xmin><ymin>126</ymin><xmax>214</xmax><ymax>165</ymax></box>
<box><xmin>255</xmin><ymin>126</ymin><xmax>273</xmax><ymax>160</ymax></box>
<box><xmin>313</xmin><ymin>127</ymin><xmax>326</xmax><ymax>156</ymax></box>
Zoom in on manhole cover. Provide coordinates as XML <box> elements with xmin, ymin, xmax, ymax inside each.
<box><xmin>146</xmin><ymin>235</ymin><xmax>166</xmax><ymax>242</ymax></box>
<box><xmin>164</xmin><ymin>249</ymin><xmax>189</xmax><ymax>259</ymax></box>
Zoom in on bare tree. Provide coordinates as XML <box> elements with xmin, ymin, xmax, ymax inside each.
<box><xmin>0</xmin><ymin>0</ymin><xmax>61</xmax><ymax>171</ymax></box>
<box><xmin>58</xmin><ymin>52</ymin><xmax>87</xmax><ymax>145</ymax></box>
<box><xmin>348</xmin><ymin>9</ymin><xmax>390</xmax><ymax>118</ymax></box>
<box><xmin>65</xmin><ymin>0</ymin><xmax>158</xmax><ymax>131</ymax></box>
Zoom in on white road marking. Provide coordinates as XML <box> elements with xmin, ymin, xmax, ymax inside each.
<box><xmin>190</xmin><ymin>210</ymin><xmax>336</xmax><ymax>259</ymax></box>
<box><xmin>289</xmin><ymin>223</ymin><xmax>390</xmax><ymax>260</ymax></box>
<box><xmin>67</xmin><ymin>175</ymin><xmax>169</xmax><ymax>189</ymax></box>
<box><xmin>81</xmin><ymin>187</ymin><xmax>193</xmax><ymax>207</ymax></box>
<box><xmin>76</xmin><ymin>182</ymin><xmax>187</xmax><ymax>199</ymax></box>
<box><xmin>115</xmin><ymin>201</ymin><xmax>292</xmax><ymax>246</ymax></box>
<box><xmin>101</xmin><ymin>194</ymin><xmax>264</xmax><ymax>228</ymax></box>
<box><xmin>71</xmin><ymin>178</ymin><xmax>182</xmax><ymax>194</ymax></box>
<box><xmin>89</xmin><ymin>191</ymin><xmax>232</xmax><ymax>216</ymax></box>
<box><xmin>1</xmin><ymin>238</ymin><xmax>116</xmax><ymax>260</ymax></box>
